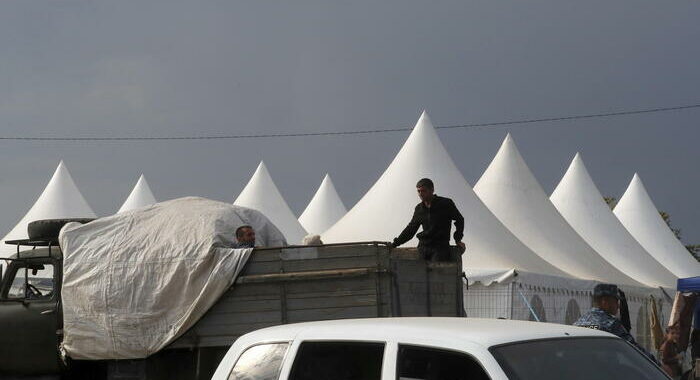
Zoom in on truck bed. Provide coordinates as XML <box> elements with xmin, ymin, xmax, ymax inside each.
<box><xmin>74</xmin><ymin>243</ymin><xmax>464</xmax><ymax>380</ymax></box>
<box><xmin>171</xmin><ymin>242</ymin><xmax>464</xmax><ymax>349</ymax></box>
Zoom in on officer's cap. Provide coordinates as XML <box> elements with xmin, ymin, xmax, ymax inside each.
<box><xmin>593</xmin><ymin>283</ymin><xmax>620</xmax><ymax>299</ymax></box>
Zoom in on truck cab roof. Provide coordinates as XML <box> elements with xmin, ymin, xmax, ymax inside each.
<box><xmin>5</xmin><ymin>246</ymin><xmax>62</xmax><ymax>260</ymax></box>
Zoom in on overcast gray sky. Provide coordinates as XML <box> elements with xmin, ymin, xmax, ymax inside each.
<box><xmin>0</xmin><ymin>1</ymin><xmax>698</xmax><ymax>246</ymax></box>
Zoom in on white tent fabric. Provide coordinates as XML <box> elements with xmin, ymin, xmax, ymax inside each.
<box><xmin>614</xmin><ymin>174</ymin><xmax>700</xmax><ymax>278</ymax></box>
<box><xmin>298</xmin><ymin>174</ymin><xmax>347</xmax><ymax>235</ymax></box>
<box><xmin>117</xmin><ymin>174</ymin><xmax>157</xmax><ymax>213</ymax></box>
<box><xmin>59</xmin><ymin>197</ymin><xmax>286</xmax><ymax>359</ymax></box>
<box><xmin>0</xmin><ymin>161</ymin><xmax>96</xmax><ymax>258</ymax></box>
<box><xmin>464</xmin><ymin>268</ymin><xmax>671</xmax><ymax>352</ymax></box>
<box><xmin>473</xmin><ymin>135</ymin><xmax>643</xmax><ymax>286</ymax></box>
<box><xmin>234</xmin><ymin>161</ymin><xmax>307</xmax><ymax>244</ymax></box>
<box><xmin>550</xmin><ymin>154</ymin><xmax>677</xmax><ymax>288</ymax></box>
<box><xmin>323</xmin><ymin>111</ymin><xmax>567</xmax><ymax>277</ymax></box>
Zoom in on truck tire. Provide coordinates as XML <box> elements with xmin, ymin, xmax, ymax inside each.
<box><xmin>27</xmin><ymin>218</ymin><xmax>95</xmax><ymax>241</ymax></box>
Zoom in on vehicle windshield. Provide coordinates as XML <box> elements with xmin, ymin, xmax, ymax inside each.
<box><xmin>490</xmin><ymin>337</ymin><xmax>667</xmax><ymax>380</ymax></box>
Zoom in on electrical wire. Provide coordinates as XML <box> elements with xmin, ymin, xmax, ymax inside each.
<box><xmin>1</xmin><ymin>103</ymin><xmax>698</xmax><ymax>142</ymax></box>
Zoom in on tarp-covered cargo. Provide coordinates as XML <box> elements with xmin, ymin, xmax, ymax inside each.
<box><xmin>58</xmin><ymin>197</ymin><xmax>287</xmax><ymax>360</ymax></box>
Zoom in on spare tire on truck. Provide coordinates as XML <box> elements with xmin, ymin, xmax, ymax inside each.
<box><xmin>27</xmin><ymin>218</ymin><xmax>95</xmax><ymax>241</ymax></box>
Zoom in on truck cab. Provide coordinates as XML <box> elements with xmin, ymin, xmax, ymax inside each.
<box><xmin>0</xmin><ymin>241</ymin><xmax>64</xmax><ymax>375</ymax></box>
<box><xmin>0</xmin><ymin>227</ymin><xmax>466</xmax><ymax>380</ymax></box>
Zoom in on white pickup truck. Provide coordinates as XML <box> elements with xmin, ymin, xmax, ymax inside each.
<box><xmin>212</xmin><ymin>317</ymin><xmax>669</xmax><ymax>380</ymax></box>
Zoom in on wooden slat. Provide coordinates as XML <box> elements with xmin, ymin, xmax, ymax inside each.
<box><xmin>287</xmin><ymin>306</ymin><xmax>379</xmax><ymax>323</ymax></box>
<box><xmin>285</xmin><ymin>277</ymin><xmax>376</xmax><ymax>294</ymax></box>
<box><xmin>280</xmin><ymin>256</ymin><xmax>381</xmax><ymax>273</ymax></box>
<box><xmin>236</xmin><ymin>267</ymin><xmax>379</xmax><ymax>284</ymax></box>
<box><xmin>204</xmin><ymin>298</ymin><xmax>279</xmax><ymax>313</ymax></box>
<box><xmin>286</xmin><ymin>293</ymin><xmax>377</xmax><ymax>310</ymax></box>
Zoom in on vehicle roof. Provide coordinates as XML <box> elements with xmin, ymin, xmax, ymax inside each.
<box><xmin>6</xmin><ymin>247</ymin><xmax>62</xmax><ymax>260</ymax></box>
<box><xmin>239</xmin><ymin>317</ymin><xmax>615</xmax><ymax>348</ymax></box>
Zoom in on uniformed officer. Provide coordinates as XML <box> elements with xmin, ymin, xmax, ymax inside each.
<box><xmin>574</xmin><ymin>283</ymin><xmax>656</xmax><ymax>361</ymax></box>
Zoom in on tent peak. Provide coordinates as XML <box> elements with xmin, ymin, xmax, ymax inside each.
<box><xmin>117</xmin><ymin>174</ymin><xmax>157</xmax><ymax>214</ymax></box>
<box><xmin>551</xmin><ymin>153</ymin><xmax>678</xmax><ymax>287</ymax></box>
<box><xmin>299</xmin><ymin>173</ymin><xmax>347</xmax><ymax>235</ymax></box>
<box><xmin>1</xmin><ymin>161</ymin><xmax>96</xmax><ymax>257</ymax></box>
<box><xmin>567</xmin><ymin>152</ymin><xmax>587</xmax><ymax>172</ymax></box>
<box><xmin>234</xmin><ymin>162</ymin><xmax>307</xmax><ymax>243</ymax></box>
<box><xmin>415</xmin><ymin>110</ymin><xmax>434</xmax><ymax>131</ymax></box>
<box><xmin>615</xmin><ymin>171</ymin><xmax>700</xmax><ymax>278</ymax></box>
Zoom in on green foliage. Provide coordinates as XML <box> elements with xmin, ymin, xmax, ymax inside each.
<box><xmin>604</xmin><ymin>197</ymin><xmax>617</xmax><ymax>210</ymax></box>
<box><xmin>658</xmin><ymin>210</ymin><xmax>698</xmax><ymax>261</ymax></box>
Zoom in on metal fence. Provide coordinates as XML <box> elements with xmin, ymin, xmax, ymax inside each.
<box><xmin>464</xmin><ymin>281</ymin><xmax>670</xmax><ymax>353</ymax></box>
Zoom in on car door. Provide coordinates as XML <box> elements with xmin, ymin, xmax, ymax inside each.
<box><xmin>0</xmin><ymin>258</ymin><xmax>63</xmax><ymax>375</ymax></box>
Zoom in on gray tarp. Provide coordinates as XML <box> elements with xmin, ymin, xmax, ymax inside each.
<box><xmin>58</xmin><ymin>197</ymin><xmax>287</xmax><ymax>360</ymax></box>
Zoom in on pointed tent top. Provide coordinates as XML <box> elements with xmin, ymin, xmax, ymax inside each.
<box><xmin>256</xmin><ymin>160</ymin><xmax>268</xmax><ymax>174</ymax></box>
<box><xmin>550</xmin><ymin>155</ymin><xmax>677</xmax><ymax>287</ymax></box>
<box><xmin>1</xmin><ymin>161</ymin><xmax>97</xmax><ymax>257</ymax></box>
<box><xmin>323</xmin><ymin>113</ymin><xmax>567</xmax><ymax>277</ymax></box>
<box><xmin>234</xmin><ymin>161</ymin><xmax>307</xmax><ymax>244</ymax></box>
<box><xmin>298</xmin><ymin>173</ymin><xmax>347</xmax><ymax>235</ymax></box>
<box><xmin>419</xmin><ymin>109</ymin><xmax>431</xmax><ymax>122</ymax></box>
<box><xmin>614</xmin><ymin>173</ymin><xmax>700</xmax><ymax>278</ymax></box>
<box><xmin>117</xmin><ymin>174</ymin><xmax>157</xmax><ymax>213</ymax></box>
<box><xmin>474</xmin><ymin>135</ymin><xmax>643</xmax><ymax>286</ymax></box>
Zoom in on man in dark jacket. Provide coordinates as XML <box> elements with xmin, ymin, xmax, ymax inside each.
<box><xmin>391</xmin><ymin>178</ymin><xmax>465</xmax><ymax>261</ymax></box>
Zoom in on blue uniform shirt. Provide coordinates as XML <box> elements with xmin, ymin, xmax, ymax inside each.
<box><xmin>574</xmin><ymin>307</ymin><xmax>656</xmax><ymax>361</ymax></box>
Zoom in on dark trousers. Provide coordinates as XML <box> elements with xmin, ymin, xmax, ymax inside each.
<box><xmin>418</xmin><ymin>245</ymin><xmax>451</xmax><ymax>262</ymax></box>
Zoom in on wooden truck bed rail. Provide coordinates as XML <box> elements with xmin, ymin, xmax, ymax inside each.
<box><xmin>170</xmin><ymin>243</ymin><xmax>464</xmax><ymax>350</ymax></box>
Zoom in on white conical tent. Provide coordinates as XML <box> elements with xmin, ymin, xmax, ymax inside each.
<box><xmin>614</xmin><ymin>174</ymin><xmax>700</xmax><ymax>278</ymax></box>
<box><xmin>550</xmin><ymin>154</ymin><xmax>677</xmax><ymax>288</ymax></box>
<box><xmin>298</xmin><ymin>174</ymin><xmax>347</xmax><ymax>235</ymax></box>
<box><xmin>323</xmin><ymin>111</ymin><xmax>567</xmax><ymax>277</ymax></box>
<box><xmin>0</xmin><ymin>161</ymin><xmax>97</xmax><ymax>257</ymax></box>
<box><xmin>234</xmin><ymin>161</ymin><xmax>307</xmax><ymax>244</ymax></box>
<box><xmin>117</xmin><ymin>174</ymin><xmax>157</xmax><ymax>213</ymax></box>
<box><xmin>474</xmin><ymin>134</ymin><xmax>643</xmax><ymax>286</ymax></box>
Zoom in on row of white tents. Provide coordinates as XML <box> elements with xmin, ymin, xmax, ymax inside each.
<box><xmin>1</xmin><ymin>111</ymin><xmax>697</xmax><ymax>348</ymax></box>
<box><xmin>1</xmin><ymin>111</ymin><xmax>697</xmax><ymax>282</ymax></box>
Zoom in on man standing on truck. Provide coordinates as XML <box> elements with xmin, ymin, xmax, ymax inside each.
<box><xmin>233</xmin><ymin>225</ymin><xmax>256</xmax><ymax>248</ymax></box>
<box><xmin>390</xmin><ymin>178</ymin><xmax>465</xmax><ymax>261</ymax></box>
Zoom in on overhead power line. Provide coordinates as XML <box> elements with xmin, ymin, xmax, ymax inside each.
<box><xmin>1</xmin><ymin>103</ymin><xmax>698</xmax><ymax>142</ymax></box>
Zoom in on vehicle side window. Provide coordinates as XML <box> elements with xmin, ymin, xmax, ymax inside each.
<box><xmin>398</xmin><ymin>345</ymin><xmax>490</xmax><ymax>380</ymax></box>
<box><xmin>289</xmin><ymin>341</ymin><xmax>385</xmax><ymax>380</ymax></box>
<box><xmin>5</xmin><ymin>263</ymin><xmax>55</xmax><ymax>300</ymax></box>
<box><xmin>228</xmin><ymin>343</ymin><xmax>288</xmax><ymax>380</ymax></box>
